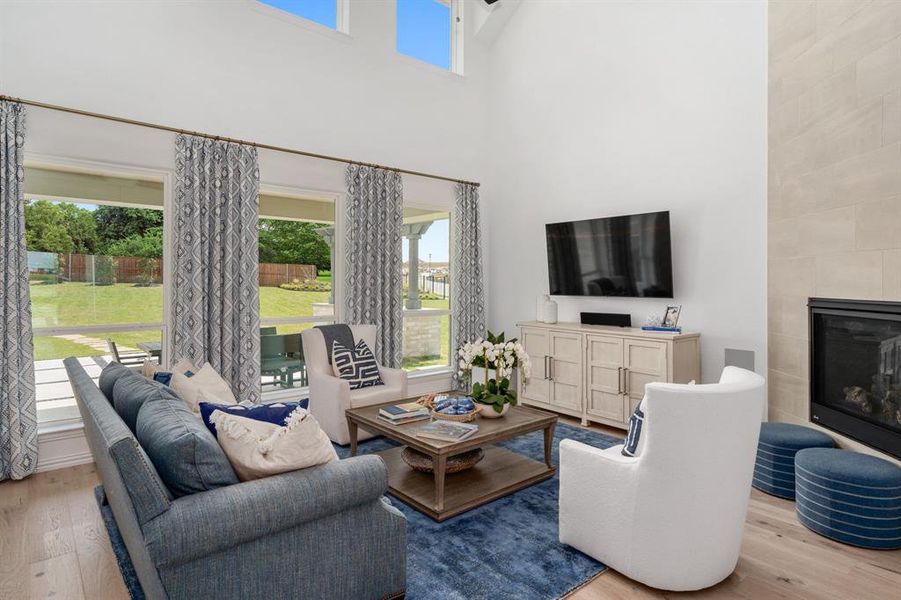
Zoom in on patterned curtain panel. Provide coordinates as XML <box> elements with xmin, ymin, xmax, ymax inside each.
<box><xmin>452</xmin><ymin>182</ymin><xmax>486</xmax><ymax>387</ymax></box>
<box><xmin>343</xmin><ymin>164</ymin><xmax>404</xmax><ymax>368</ymax></box>
<box><xmin>0</xmin><ymin>101</ymin><xmax>37</xmax><ymax>481</ymax></box>
<box><xmin>172</xmin><ymin>134</ymin><xmax>261</xmax><ymax>403</ymax></box>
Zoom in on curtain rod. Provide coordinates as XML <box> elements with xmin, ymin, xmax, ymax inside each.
<box><xmin>0</xmin><ymin>94</ymin><xmax>480</xmax><ymax>188</ymax></box>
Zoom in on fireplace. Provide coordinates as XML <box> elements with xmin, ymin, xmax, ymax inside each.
<box><xmin>809</xmin><ymin>298</ymin><xmax>901</xmax><ymax>459</ymax></box>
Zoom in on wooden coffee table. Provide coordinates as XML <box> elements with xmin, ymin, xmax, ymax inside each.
<box><xmin>346</xmin><ymin>398</ymin><xmax>558</xmax><ymax>522</ymax></box>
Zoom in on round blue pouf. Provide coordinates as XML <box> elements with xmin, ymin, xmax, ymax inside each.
<box><xmin>753</xmin><ymin>423</ymin><xmax>834</xmax><ymax>500</ymax></box>
<box><xmin>795</xmin><ymin>448</ymin><xmax>901</xmax><ymax>550</ymax></box>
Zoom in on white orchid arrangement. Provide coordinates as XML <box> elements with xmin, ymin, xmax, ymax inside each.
<box><xmin>457</xmin><ymin>331</ymin><xmax>532</xmax><ymax>413</ymax></box>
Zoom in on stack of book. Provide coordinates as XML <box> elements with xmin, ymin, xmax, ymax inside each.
<box><xmin>378</xmin><ymin>402</ymin><xmax>430</xmax><ymax>425</ymax></box>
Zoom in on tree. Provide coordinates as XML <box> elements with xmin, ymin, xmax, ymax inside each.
<box><xmin>258</xmin><ymin>220</ymin><xmax>331</xmax><ymax>270</ymax></box>
<box><xmin>24</xmin><ymin>200</ymin><xmax>98</xmax><ymax>254</ymax></box>
<box><xmin>104</xmin><ymin>227</ymin><xmax>163</xmax><ymax>259</ymax></box>
<box><xmin>94</xmin><ymin>206</ymin><xmax>163</xmax><ymax>251</ymax></box>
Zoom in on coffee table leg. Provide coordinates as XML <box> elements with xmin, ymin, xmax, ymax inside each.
<box><xmin>348</xmin><ymin>418</ymin><xmax>358</xmax><ymax>457</ymax></box>
<box><xmin>434</xmin><ymin>453</ymin><xmax>447</xmax><ymax>513</ymax></box>
<box><xmin>544</xmin><ymin>422</ymin><xmax>556</xmax><ymax>468</ymax></box>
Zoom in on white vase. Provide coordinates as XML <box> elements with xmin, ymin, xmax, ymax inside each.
<box><xmin>470</xmin><ymin>366</ymin><xmax>519</xmax><ymax>394</ymax></box>
<box><xmin>543</xmin><ymin>298</ymin><xmax>558</xmax><ymax>324</ymax></box>
<box><xmin>478</xmin><ymin>402</ymin><xmax>510</xmax><ymax>418</ymax></box>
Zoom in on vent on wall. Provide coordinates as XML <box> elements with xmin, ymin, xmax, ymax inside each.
<box><xmin>724</xmin><ymin>348</ymin><xmax>755</xmax><ymax>372</ymax></box>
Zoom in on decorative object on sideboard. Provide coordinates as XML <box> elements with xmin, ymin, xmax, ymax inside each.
<box><xmin>641</xmin><ymin>305</ymin><xmax>682</xmax><ymax>332</ymax></box>
<box><xmin>663</xmin><ymin>304</ymin><xmax>682</xmax><ymax>328</ymax></box>
<box><xmin>542</xmin><ymin>296</ymin><xmax>558</xmax><ymax>324</ymax></box>
<box><xmin>457</xmin><ymin>331</ymin><xmax>532</xmax><ymax>417</ymax></box>
<box><xmin>537</xmin><ymin>294</ymin><xmax>549</xmax><ymax>322</ymax></box>
<box><xmin>644</xmin><ymin>313</ymin><xmax>663</xmax><ymax>327</ymax></box>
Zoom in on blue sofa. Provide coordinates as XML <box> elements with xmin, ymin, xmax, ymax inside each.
<box><xmin>64</xmin><ymin>358</ymin><xmax>407</xmax><ymax>599</ymax></box>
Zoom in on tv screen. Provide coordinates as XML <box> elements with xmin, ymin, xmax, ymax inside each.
<box><xmin>546</xmin><ymin>211</ymin><xmax>673</xmax><ymax>298</ymax></box>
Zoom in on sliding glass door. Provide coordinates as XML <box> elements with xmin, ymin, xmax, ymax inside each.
<box><xmin>25</xmin><ymin>166</ymin><xmax>168</xmax><ymax>425</ymax></box>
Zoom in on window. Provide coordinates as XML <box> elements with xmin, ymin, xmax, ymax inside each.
<box><xmin>25</xmin><ymin>167</ymin><xmax>167</xmax><ymax>425</ymax></box>
<box><xmin>397</xmin><ymin>0</ymin><xmax>462</xmax><ymax>73</ymax></box>
<box><xmin>257</xmin><ymin>0</ymin><xmax>342</xmax><ymax>31</ymax></box>
<box><xmin>258</xmin><ymin>192</ymin><xmax>336</xmax><ymax>391</ymax></box>
<box><xmin>402</xmin><ymin>209</ymin><xmax>451</xmax><ymax>371</ymax></box>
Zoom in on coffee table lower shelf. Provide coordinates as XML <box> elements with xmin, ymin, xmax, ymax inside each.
<box><xmin>377</xmin><ymin>445</ymin><xmax>556</xmax><ymax>522</ymax></box>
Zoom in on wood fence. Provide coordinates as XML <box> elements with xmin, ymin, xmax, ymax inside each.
<box><xmin>53</xmin><ymin>253</ymin><xmax>315</xmax><ymax>287</ymax></box>
<box><xmin>258</xmin><ymin>262</ymin><xmax>317</xmax><ymax>287</ymax></box>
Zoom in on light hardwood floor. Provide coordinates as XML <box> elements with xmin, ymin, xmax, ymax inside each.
<box><xmin>1</xmin><ymin>433</ymin><xmax>899</xmax><ymax>599</ymax></box>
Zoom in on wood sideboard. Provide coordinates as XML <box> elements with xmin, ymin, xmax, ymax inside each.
<box><xmin>516</xmin><ymin>321</ymin><xmax>701</xmax><ymax>430</ymax></box>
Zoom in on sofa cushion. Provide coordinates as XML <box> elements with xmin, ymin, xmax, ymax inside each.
<box><xmin>199</xmin><ymin>399</ymin><xmax>310</xmax><ymax>438</ymax></box>
<box><xmin>98</xmin><ymin>362</ymin><xmax>135</xmax><ymax>401</ymax></box>
<box><xmin>171</xmin><ymin>362</ymin><xmax>237</xmax><ymax>413</ymax></box>
<box><xmin>209</xmin><ymin>407</ymin><xmax>337</xmax><ymax>481</ymax></box>
<box><xmin>112</xmin><ymin>372</ymin><xmax>181</xmax><ymax>433</ymax></box>
<box><xmin>332</xmin><ymin>339</ymin><xmax>383</xmax><ymax>389</ymax></box>
<box><xmin>135</xmin><ymin>393</ymin><xmax>239</xmax><ymax>497</ymax></box>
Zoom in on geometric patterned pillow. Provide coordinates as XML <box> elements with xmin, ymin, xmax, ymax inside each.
<box><xmin>621</xmin><ymin>403</ymin><xmax>645</xmax><ymax>457</ymax></box>
<box><xmin>332</xmin><ymin>339</ymin><xmax>383</xmax><ymax>390</ymax></box>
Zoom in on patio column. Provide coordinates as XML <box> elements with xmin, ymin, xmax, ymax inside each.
<box><xmin>402</xmin><ymin>221</ymin><xmax>434</xmax><ymax>310</ymax></box>
<box><xmin>406</xmin><ymin>233</ymin><xmax>422</xmax><ymax>310</ymax></box>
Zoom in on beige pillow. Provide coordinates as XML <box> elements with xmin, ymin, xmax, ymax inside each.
<box><xmin>171</xmin><ymin>358</ymin><xmax>197</xmax><ymax>375</ymax></box>
<box><xmin>209</xmin><ymin>408</ymin><xmax>337</xmax><ymax>481</ymax></box>
<box><xmin>171</xmin><ymin>362</ymin><xmax>236</xmax><ymax>414</ymax></box>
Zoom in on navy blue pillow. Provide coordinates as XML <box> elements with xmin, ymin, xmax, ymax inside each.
<box><xmin>622</xmin><ymin>404</ymin><xmax>645</xmax><ymax>457</ymax></box>
<box><xmin>199</xmin><ymin>400</ymin><xmax>310</xmax><ymax>438</ymax></box>
<box><xmin>152</xmin><ymin>371</ymin><xmax>173</xmax><ymax>386</ymax></box>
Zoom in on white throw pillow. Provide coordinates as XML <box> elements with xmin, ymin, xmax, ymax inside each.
<box><xmin>171</xmin><ymin>358</ymin><xmax>197</xmax><ymax>375</ymax></box>
<box><xmin>209</xmin><ymin>408</ymin><xmax>337</xmax><ymax>481</ymax></box>
<box><xmin>171</xmin><ymin>362</ymin><xmax>236</xmax><ymax>414</ymax></box>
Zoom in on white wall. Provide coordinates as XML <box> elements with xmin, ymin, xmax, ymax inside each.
<box><xmin>0</xmin><ymin>0</ymin><xmax>487</xmax><ymax>191</ymax></box>
<box><xmin>483</xmin><ymin>1</ymin><xmax>768</xmax><ymax>382</ymax></box>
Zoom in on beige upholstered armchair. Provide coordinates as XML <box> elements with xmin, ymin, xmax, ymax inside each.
<box><xmin>301</xmin><ymin>324</ymin><xmax>408</xmax><ymax>445</ymax></box>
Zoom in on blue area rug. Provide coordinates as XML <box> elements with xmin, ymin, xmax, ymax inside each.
<box><xmin>96</xmin><ymin>422</ymin><xmax>620</xmax><ymax>599</ymax></box>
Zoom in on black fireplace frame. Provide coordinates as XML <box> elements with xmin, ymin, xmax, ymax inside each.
<box><xmin>808</xmin><ymin>297</ymin><xmax>901</xmax><ymax>459</ymax></box>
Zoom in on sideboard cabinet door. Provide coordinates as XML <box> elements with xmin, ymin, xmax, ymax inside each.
<box><xmin>586</xmin><ymin>335</ymin><xmax>625</xmax><ymax>422</ymax></box>
<box><xmin>549</xmin><ymin>331</ymin><xmax>583</xmax><ymax>412</ymax></box>
<box><xmin>520</xmin><ymin>327</ymin><xmax>550</xmax><ymax>406</ymax></box>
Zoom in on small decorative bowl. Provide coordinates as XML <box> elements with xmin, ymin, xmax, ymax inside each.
<box><xmin>425</xmin><ymin>394</ymin><xmax>478</xmax><ymax>422</ymax></box>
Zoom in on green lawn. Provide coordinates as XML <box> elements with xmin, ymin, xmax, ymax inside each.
<box><xmin>30</xmin><ymin>281</ymin><xmax>450</xmax><ymax>368</ymax></box>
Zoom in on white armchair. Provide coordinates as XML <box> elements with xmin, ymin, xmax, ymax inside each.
<box><xmin>559</xmin><ymin>366</ymin><xmax>765</xmax><ymax>591</ymax></box>
<box><xmin>301</xmin><ymin>325</ymin><xmax>408</xmax><ymax>445</ymax></box>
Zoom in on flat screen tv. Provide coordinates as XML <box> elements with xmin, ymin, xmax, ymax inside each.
<box><xmin>545</xmin><ymin>211</ymin><xmax>673</xmax><ymax>298</ymax></box>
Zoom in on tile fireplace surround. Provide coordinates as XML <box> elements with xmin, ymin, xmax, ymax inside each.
<box><xmin>768</xmin><ymin>1</ymin><xmax>901</xmax><ymax>465</ymax></box>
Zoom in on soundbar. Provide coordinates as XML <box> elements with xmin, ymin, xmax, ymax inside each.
<box><xmin>580</xmin><ymin>312</ymin><xmax>632</xmax><ymax>327</ymax></box>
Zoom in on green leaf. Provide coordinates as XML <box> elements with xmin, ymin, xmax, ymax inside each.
<box><xmin>487</xmin><ymin>378</ymin><xmax>498</xmax><ymax>394</ymax></box>
<box><xmin>492</xmin><ymin>402</ymin><xmax>504</xmax><ymax>413</ymax></box>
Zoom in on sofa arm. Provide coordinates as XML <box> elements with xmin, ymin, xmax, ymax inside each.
<box><xmin>379</xmin><ymin>366</ymin><xmax>408</xmax><ymax>393</ymax></box>
<box><xmin>142</xmin><ymin>455</ymin><xmax>389</xmax><ymax>568</ymax></box>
